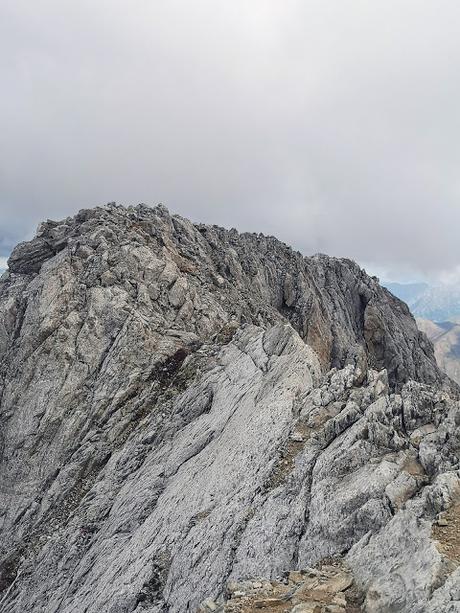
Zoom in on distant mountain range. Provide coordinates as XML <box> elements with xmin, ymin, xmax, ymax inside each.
<box><xmin>384</xmin><ymin>281</ymin><xmax>428</xmax><ymax>305</ymax></box>
<box><xmin>385</xmin><ymin>281</ymin><xmax>460</xmax><ymax>321</ymax></box>
<box><xmin>416</xmin><ymin>318</ymin><xmax>460</xmax><ymax>384</ymax></box>
<box><xmin>385</xmin><ymin>281</ymin><xmax>460</xmax><ymax>384</ymax></box>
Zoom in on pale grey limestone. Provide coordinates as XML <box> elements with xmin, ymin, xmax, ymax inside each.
<box><xmin>0</xmin><ymin>204</ymin><xmax>459</xmax><ymax>612</ymax></box>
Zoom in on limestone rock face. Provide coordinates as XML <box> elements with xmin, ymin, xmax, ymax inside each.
<box><xmin>0</xmin><ymin>204</ymin><xmax>459</xmax><ymax>613</ymax></box>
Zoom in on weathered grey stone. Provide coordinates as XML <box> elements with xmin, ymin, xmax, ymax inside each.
<box><xmin>0</xmin><ymin>203</ymin><xmax>459</xmax><ymax>613</ymax></box>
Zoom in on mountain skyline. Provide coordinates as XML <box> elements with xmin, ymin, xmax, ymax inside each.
<box><xmin>3</xmin><ymin>4</ymin><xmax>460</xmax><ymax>611</ymax></box>
<box><xmin>2</xmin><ymin>213</ymin><xmax>459</xmax><ymax>296</ymax></box>
<box><xmin>0</xmin><ymin>206</ymin><xmax>457</xmax><ymax>289</ymax></box>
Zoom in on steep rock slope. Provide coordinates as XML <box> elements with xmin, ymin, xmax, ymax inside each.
<box><xmin>0</xmin><ymin>204</ymin><xmax>458</xmax><ymax>613</ymax></box>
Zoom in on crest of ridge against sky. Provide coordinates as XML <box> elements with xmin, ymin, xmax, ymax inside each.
<box><xmin>1</xmin><ymin>0</ymin><xmax>460</xmax><ymax>282</ymax></box>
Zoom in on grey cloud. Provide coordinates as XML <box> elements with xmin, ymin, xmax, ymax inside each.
<box><xmin>1</xmin><ymin>0</ymin><xmax>460</xmax><ymax>279</ymax></box>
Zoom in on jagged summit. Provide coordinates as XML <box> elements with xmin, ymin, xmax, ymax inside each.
<box><xmin>5</xmin><ymin>203</ymin><xmax>442</xmax><ymax>387</ymax></box>
<box><xmin>1</xmin><ymin>204</ymin><xmax>459</xmax><ymax>612</ymax></box>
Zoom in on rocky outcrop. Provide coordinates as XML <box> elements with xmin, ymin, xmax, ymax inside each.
<box><xmin>0</xmin><ymin>204</ymin><xmax>458</xmax><ymax>612</ymax></box>
<box><xmin>4</xmin><ymin>203</ymin><xmax>440</xmax><ymax>388</ymax></box>
<box><xmin>200</xmin><ymin>560</ymin><xmax>362</xmax><ymax>612</ymax></box>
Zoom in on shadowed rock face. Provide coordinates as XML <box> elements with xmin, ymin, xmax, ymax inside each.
<box><xmin>0</xmin><ymin>204</ymin><xmax>459</xmax><ymax>613</ymax></box>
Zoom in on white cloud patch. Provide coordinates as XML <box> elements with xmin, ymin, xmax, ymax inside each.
<box><xmin>1</xmin><ymin>0</ymin><xmax>460</xmax><ymax>281</ymax></box>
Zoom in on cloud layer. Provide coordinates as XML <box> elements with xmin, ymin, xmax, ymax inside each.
<box><xmin>1</xmin><ymin>1</ymin><xmax>460</xmax><ymax>280</ymax></box>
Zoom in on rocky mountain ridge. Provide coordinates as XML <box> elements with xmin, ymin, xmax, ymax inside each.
<box><xmin>0</xmin><ymin>204</ymin><xmax>459</xmax><ymax>612</ymax></box>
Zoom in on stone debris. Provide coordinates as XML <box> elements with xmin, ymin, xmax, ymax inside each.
<box><xmin>200</xmin><ymin>561</ymin><xmax>361</xmax><ymax>612</ymax></box>
<box><xmin>432</xmin><ymin>503</ymin><xmax>460</xmax><ymax>564</ymax></box>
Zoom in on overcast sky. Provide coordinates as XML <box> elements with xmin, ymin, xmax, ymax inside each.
<box><xmin>1</xmin><ymin>1</ymin><xmax>460</xmax><ymax>281</ymax></box>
